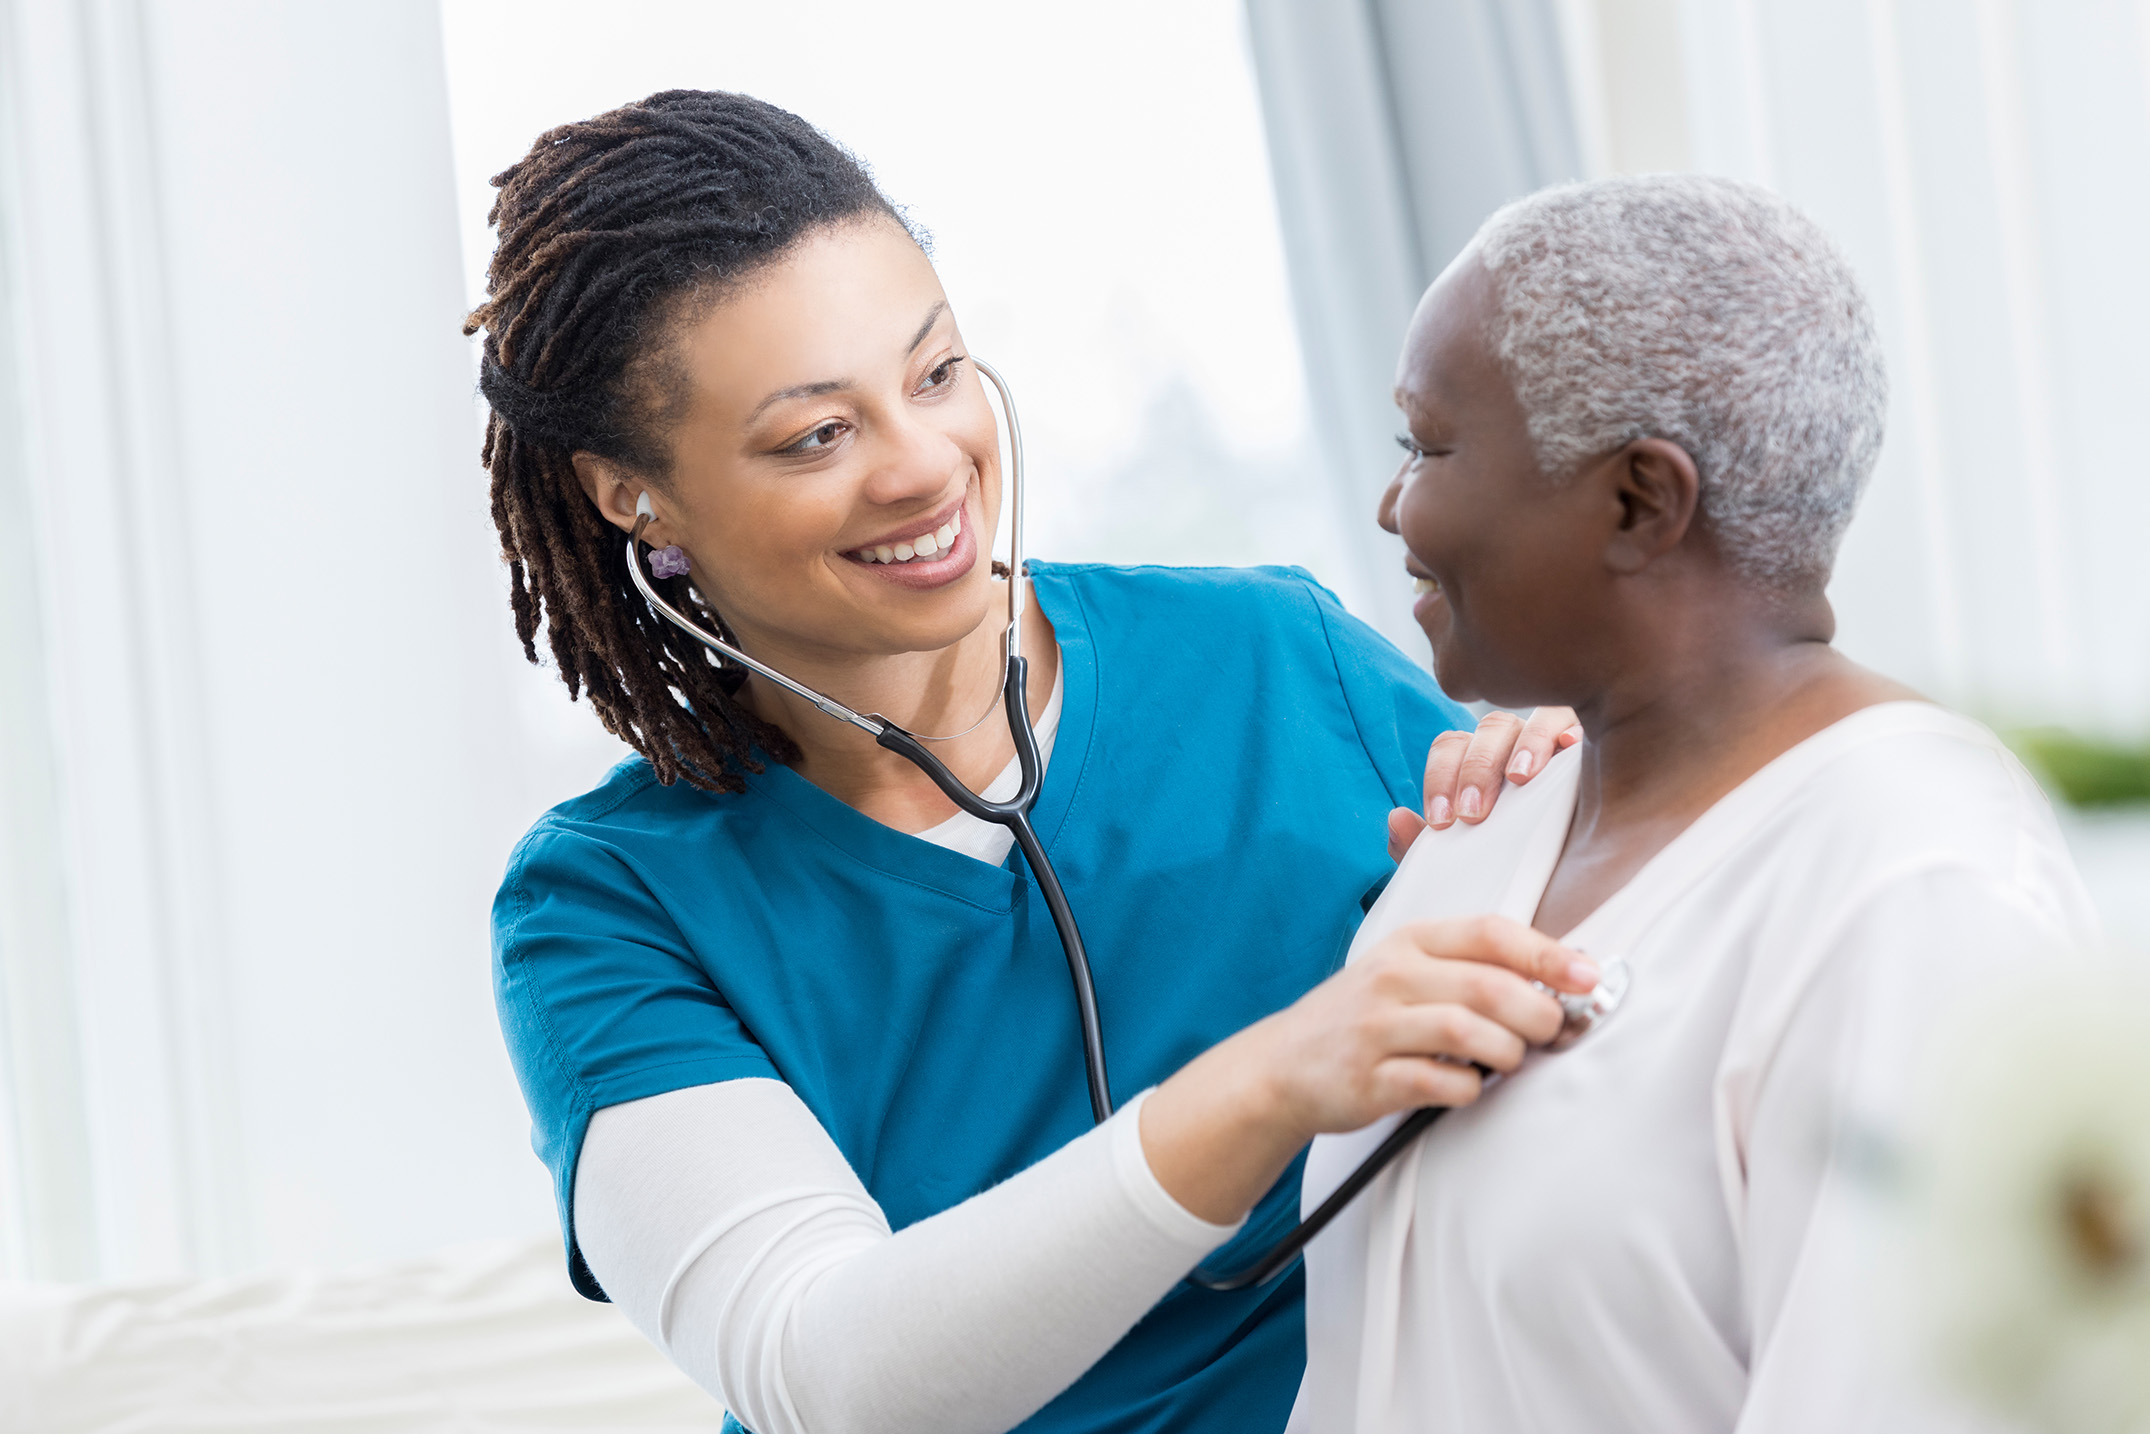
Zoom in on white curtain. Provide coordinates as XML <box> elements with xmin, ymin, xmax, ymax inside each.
<box><xmin>0</xmin><ymin>0</ymin><xmax>557</xmax><ymax>1282</ymax></box>
<box><xmin>1246</xmin><ymin>0</ymin><xmax>2150</xmax><ymax>729</ymax></box>
<box><xmin>1243</xmin><ymin>0</ymin><xmax>1583</xmax><ymax>654</ymax></box>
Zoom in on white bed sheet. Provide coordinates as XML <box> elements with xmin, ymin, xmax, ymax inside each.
<box><xmin>0</xmin><ymin>1236</ymin><xmax>725</xmax><ymax>1432</ymax></box>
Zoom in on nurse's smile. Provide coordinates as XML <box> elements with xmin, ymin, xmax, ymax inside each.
<box><xmin>841</xmin><ymin>489</ymin><xmax>980</xmax><ymax>589</ymax></box>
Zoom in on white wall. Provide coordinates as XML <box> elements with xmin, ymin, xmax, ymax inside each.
<box><xmin>1562</xmin><ymin>0</ymin><xmax>2150</xmax><ymax>732</ymax></box>
<box><xmin>0</xmin><ymin>0</ymin><xmax>556</xmax><ymax>1281</ymax></box>
<box><xmin>0</xmin><ymin>0</ymin><xmax>1339</xmax><ymax>1284</ymax></box>
<box><xmin>439</xmin><ymin>0</ymin><xmax>1355</xmax><ymax>625</ymax></box>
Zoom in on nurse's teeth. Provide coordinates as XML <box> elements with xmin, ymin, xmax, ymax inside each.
<box><xmin>855</xmin><ymin>509</ymin><xmax>968</xmax><ymax>564</ymax></box>
<box><xmin>1413</xmin><ymin>577</ymin><xmax>1439</xmax><ymax>595</ymax></box>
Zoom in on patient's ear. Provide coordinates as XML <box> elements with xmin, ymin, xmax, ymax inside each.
<box><xmin>1600</xmin><ymin>438</ymin><xmax>1701</xmax><ymax>576</ymax></box>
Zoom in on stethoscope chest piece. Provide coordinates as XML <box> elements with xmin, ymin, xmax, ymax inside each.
<box><xmin>1545</xmin><ymin>956</ymin><xmax>1633</xmax><ymax>1052</ymax></box>
<box><xmin>1187</xmin><ymin>956</ymin><xmax>1637</xmax><ymax>1293</ymax></box>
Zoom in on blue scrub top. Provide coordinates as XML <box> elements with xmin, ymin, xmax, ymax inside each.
<box><xmin>493</xmin><ymin>562</ymin><xmax>1470</xmax><ymax>1433</ymax></box>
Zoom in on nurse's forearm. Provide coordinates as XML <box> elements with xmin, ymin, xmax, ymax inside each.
<box><xmin>578</xmin><ymin>1079</ymin><xmax>1242</xmax><ymax>1434</ymax></box>
<box><xmin>1140</xmin><ymin>1019</ymin><xmax>1311</xmax><ymax>1224</ymax></box>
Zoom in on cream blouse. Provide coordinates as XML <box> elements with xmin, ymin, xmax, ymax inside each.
<box><xmin>1294</xmin><ymin>702</ymin><xmax>2097</xmax><ymax>1434</ymax></box>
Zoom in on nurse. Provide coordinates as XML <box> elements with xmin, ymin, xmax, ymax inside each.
<box><xmin>474</xmin><ymin>91</ymin><xmax>1584</xmax><ymax>1434</ymax></box>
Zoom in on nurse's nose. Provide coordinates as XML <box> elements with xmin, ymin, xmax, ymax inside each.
<box><xmin>859</xmin><ymin>407</ymin><xmax>970</xmax><ymax>509</ymax></box>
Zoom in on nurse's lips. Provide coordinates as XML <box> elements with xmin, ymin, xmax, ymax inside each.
<box><xmin>843</xmin><ymin>495</ymin><xmax>977</xmax><ymax>591</ymax></box>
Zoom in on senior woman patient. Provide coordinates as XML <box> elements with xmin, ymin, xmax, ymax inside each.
<box><xmin>1292</xmin><ymin>174</ymin><xmax>2100</xmax><ymax>1432</ymax></box>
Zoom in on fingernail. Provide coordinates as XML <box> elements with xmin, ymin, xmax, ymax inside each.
<box><xmin>1429</xmin><ymin>795</ymin><xmax>1452</xmax><ymax>827</ymax></box>
<box><xmin>1457</xmin><ymin>787</ymin><xmax>1483</xmax><ymax>820</ymax></box>
<box><xmin>1507</xmin><ymin>750</ymin><xmax>1534</xmax><ymax>779</ymax></box>
<box><xmin>1566</xmin><ymin>957</ymin><xmax>1601</xmax><ymax>989</ymax></box>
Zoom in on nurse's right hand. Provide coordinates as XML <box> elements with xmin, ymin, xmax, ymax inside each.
<box><xmin>1140</xmin><ymin>916</ymin><xmax>1594</xmax><ymax>1225</ymax></box>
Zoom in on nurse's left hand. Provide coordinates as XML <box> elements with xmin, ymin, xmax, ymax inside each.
<box><xmin>1389</xmin><ymin>707</ymin><xmax>1582</xmax><ymax>860</ymax></box>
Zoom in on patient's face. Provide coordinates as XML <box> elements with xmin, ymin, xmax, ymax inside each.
<box><xmin>1380</xmin><ymin>256</ymin><xmax>1609</xmax><ymax>706</ymax></box>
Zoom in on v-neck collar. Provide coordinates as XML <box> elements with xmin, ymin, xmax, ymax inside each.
<box><xmin>1516</xmin><ymin>701</ymin><xmax>1961</xmax><ymax>957</ymax></box>
<box><xmin>733</xmin><ymin>565</ymin><xmax>1101</xmax><ymax>909</ymax></box>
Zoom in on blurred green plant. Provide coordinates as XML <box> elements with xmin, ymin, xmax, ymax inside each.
<box><xmin>2009</xmin><ymin>728</ymin><xmax>2150</xmax><ymax>809</ymax></box>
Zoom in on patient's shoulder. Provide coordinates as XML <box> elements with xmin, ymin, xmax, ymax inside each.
<box><xmin>1780</xmin><ymin>702</ymin><xmax>2077</xmax><ymax>898</ymax></box>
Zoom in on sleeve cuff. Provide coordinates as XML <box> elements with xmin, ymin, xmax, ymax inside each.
<box><xmin>1107</xmin><ymin>1088</ymin><xmax>1246</xmax><ymax>1250</ymax></box>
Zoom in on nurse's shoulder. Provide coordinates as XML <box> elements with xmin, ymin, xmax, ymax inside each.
<box><xmin>492</xmin><ymin>747</ymin><xmax>772</xmax><ymax>969</ymax></box>
<box><xmin>1035</xmin><ymin>561</ymin><xmax>1453</xmax><ymax>704</ymax></box>
<box><xmin>1033</xmin><ymin>560</ymin><xmax>1470</xmax><ymax>819</ymax></box>
<box><xmin>1036</xmin><ymin>560</ymin><xmax>1372</xmax><ymax>648</ymax></box>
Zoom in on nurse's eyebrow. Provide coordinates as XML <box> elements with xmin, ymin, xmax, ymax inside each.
<box><xmin>748</xmin><ymin>379</ymin><xmax>847</xmax><ymax>422</ymax></box>
<box><xmin>906</xmin><ymin>301</ymin><xmax>947</xmax><ymax>355</ymax></box>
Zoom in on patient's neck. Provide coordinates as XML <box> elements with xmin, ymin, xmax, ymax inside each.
<box><xmin>1533</xmin><ymin>568</ymin><xmax>1917</xmax><ymax>940</ymax></box>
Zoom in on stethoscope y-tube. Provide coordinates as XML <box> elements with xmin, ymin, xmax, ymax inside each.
<box><xmin>621</xmin><ymin>355</ymin><xmax>1631</xmax><ymax>1294</ymax></box>
<box><xmin>869</xmin><ymin>665</ymin><xmax>1112</xmax><ymax>1123</ymax></box>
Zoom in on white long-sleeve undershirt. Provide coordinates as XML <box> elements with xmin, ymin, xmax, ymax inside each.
<box><xmin>573</xmin><ymin>1081</ymin><xmax>1239</xmax><ymax>1434</ymax></box>
<box><xmin>571</xmin><ymin>667</ymin><xmax>1242</xmax><ymax>1433</ymax></box>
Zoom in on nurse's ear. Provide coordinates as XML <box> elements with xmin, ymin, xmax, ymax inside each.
<box><xmin>1595</xmin><ymin>437</ymin><xmax>1702</xmax><ymax>577</ymax></box>
<box><xmin>573</xmin><ymin>451</ymin><xmax>671</xmax><ymax>547</ymax></box>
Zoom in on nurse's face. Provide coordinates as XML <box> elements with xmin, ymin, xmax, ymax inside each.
<box><xmin>1378</xmin><ymin>255</ymin><xmax>1610</xmax><ymax>706</ymax></box>
<box><xmin>597</xmin><ymin>217</ymin><xmax>1002</xmax><ymax>663</ymax></box>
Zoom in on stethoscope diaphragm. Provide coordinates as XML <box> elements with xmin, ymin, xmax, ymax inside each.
<box><xmin>1545</xmin><ymin>955</ymin><xmax>1632</xmax><ymax>1052</ymax></box>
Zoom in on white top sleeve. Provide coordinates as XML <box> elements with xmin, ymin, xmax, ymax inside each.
<box><xmin>1730</xmin><ymin>862</ymin><xmax>2071</xmax><ymax>1434</ymax></box>
<box><xmin>573</xmin><ymin>1079</ymin><xmax>1240</xmax><ymax>1434</ymax></box>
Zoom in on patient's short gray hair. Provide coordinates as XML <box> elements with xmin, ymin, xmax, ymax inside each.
<box><xmin>1471</xmin><ymin>174</ymin><xmax>1888</xmax><ymax>586</ymax></box>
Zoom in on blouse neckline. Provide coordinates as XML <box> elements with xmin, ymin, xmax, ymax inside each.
<box><xmin>1522</xmin><ymin>701</ymin><xmax>1965</xmax><ymax>958</ymax></box>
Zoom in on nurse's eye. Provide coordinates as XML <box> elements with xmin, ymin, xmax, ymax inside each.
<box><xmin>782</xmin><ymin>420</ymin><xmax>849</xmax><ymax>455</ymax></box>
<box><xmin>917</xmin><ymin>355</ymin><xmax>966</xmax><ymax>394</ymax></box>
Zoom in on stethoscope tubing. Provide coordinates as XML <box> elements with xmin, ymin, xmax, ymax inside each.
<box><xmin>617</xmin><ymin>355</ymin><xmax>1550</xmax><ymax>1299</ymax></box>
<box><xmin>1187</xmin><ymin>1101</ymin><xmax>1454</xmax><ymax>1290</ymax></box>
<box><xmin>621</xmin><ymin>358</ymin><xmax>1114</xmax><ymax>1125</ymax></box>
<box><xmin>869</xmin><ymin>655</ymin><xmax>1113</xmax><ymax>1124</ymax></box>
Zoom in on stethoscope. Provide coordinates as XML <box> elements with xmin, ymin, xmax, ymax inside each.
<box><xmin>623</xmin><ymin>356</ymin><xmax>1630</xmax><ymax>1293</ymax></box>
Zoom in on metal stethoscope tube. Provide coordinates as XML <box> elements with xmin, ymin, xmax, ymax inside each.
<box><xmin>621</xmin><ymin>356</ymin><xmax>1632</xmax><ymax>1293</ymax></box>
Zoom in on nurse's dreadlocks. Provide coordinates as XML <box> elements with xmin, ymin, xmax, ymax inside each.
<box><xmin>465</xmin><ymin>90</ymin><xmax>910</xmax><ymax>792</ymax></box>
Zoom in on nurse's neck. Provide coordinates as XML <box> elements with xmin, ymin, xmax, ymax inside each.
<box><xmin>735</xmin><ymin>585</ymin><xmax>1061</xmax><ymax>834</ymax></box>
<box><xmin>1533</xmin><ymin>552</ymin><xmax>1918</xmax><ymax>939</ymax></box>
